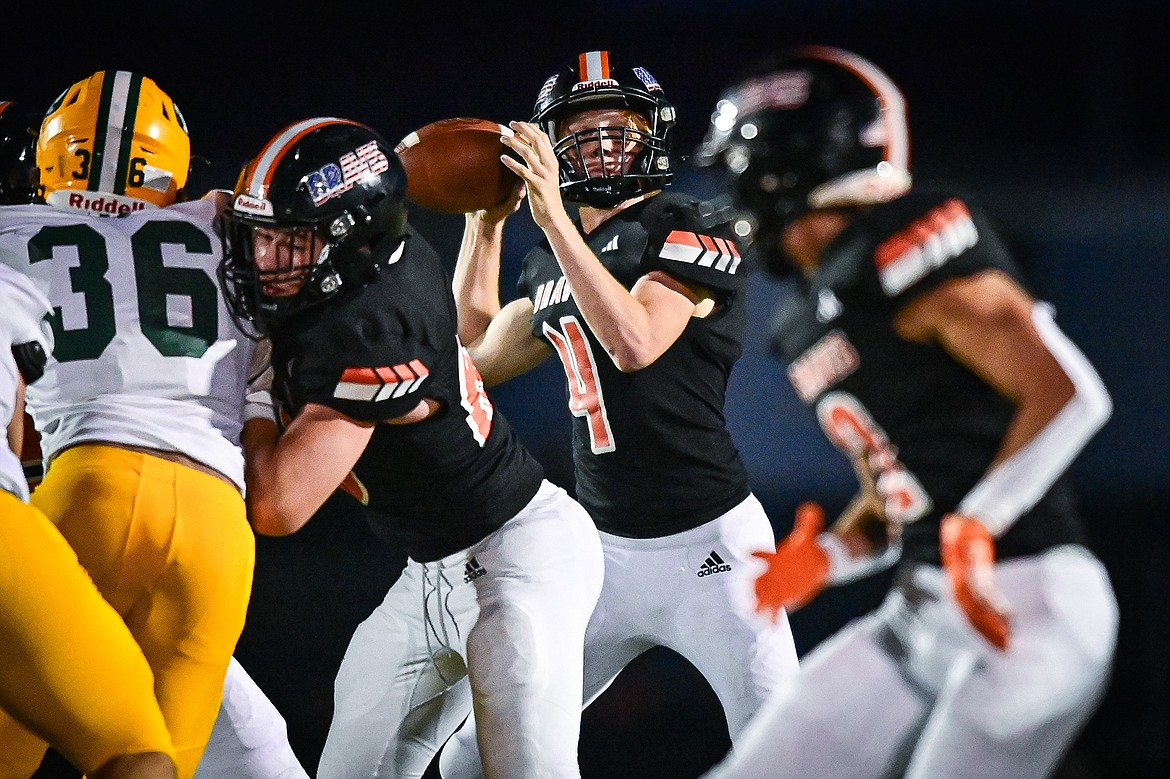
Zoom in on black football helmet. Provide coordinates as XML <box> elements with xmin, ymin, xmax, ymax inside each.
<box><xmin>0</xmin><ymin>101</ymin><xmax>42</xmax><ymax>205</ymax></box>
<box><xmin>219</xmin><ymin>118</ymin><xmax>408</xmax><ymax>337</ymax></box>
<box><xmin>533</xmin><ymin>50</ymin><xmax>676</xmax><ymax>208</ymax></box>
<box><xmin>695</xmin><ymin>46</ymin><xmax>911</xmax><ymax>274</ymax></box>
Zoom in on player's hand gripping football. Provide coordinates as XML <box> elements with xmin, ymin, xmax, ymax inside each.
<box><xmin>940</xmin><ymin>513</ymin><xmax>1013</xmax><ymax>651</ymax></box>
<box><xmin>472</xmin><ymin>177</ymin><xmax>526</xmax><ymax>227</ymax></box>
<box><xmin>752</xmin><ymin>502</ymin><xmax>831</xmax><ymax>622</ymax></box>
<box><xmin>499</xmin><ymin>121</ymin><xmax>568</xmax><ymax>231</ymax></box>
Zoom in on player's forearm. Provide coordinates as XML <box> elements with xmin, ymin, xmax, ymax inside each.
<box><xmin>543</xmin><ymin>218</ymin><xmax>662</xmax><ymax>371</ymax></box>
<box><xmin>822</xmin><ymin>491</ymin><xmax>902</xmax><ymax>585</ymax></box>
<box><xmin>241</xmin><ymin>418</ymin><xmax>320</xmax><ymax>536</ymax></box>
<box><xmin>453</xmin><ymin>214</ymin><xmax>505</xmax><ymax>344</ymax></box>
<box><xmin>6</xmin><ymin>377</ymin><xmax>24</xmax><ymax>456</ymax></box>
<box><xmin>464</xmin><ymin>297</ymin><xmax>550</xmax><ymax>387</ymax></box>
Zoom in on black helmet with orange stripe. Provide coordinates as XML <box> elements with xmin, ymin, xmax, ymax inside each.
<box><xmin>695</xmin><ymin>46</ymin><xmax>912</xmax><ymax>272</ymax></box>
<box><xmin>533</xmin><ymin>50</ymin><xmax>676</xmax><ymax>207</ymax></box>
<box><xmin>219</xmin><ymin>117</ymin><xmax>407</xmax><ymax>336</ymax></box>
<box><xmin>0</xmin><ymin>101</ymin><xmax>42</xmax><ymax>205</ymax></box>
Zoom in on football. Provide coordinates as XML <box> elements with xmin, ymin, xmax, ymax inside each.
<box><xmin>394</xmin><ymin>117</ymin><xmax>521</xmax><ymax>214</ymax></box>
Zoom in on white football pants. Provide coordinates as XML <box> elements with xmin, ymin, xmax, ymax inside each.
<box><xmin>194</xmin><ymin>657</ymin><xmax>309</xmax><ymax>779</ymax></box>
<box><xmin>703</xmin><ymin>544</ymin><xmax>1118</xmax><ymax>779</ymax></box>
<box><xmin>440</xmin><ymin>492</ymin><xmax>800</xmax><ymax>778</ymax></box>
<box><xmin>316</xmin><ymin>480</ymin><xmax>604</xmax><ymax>779</ymax></box>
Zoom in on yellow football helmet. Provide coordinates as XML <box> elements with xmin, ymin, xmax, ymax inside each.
<box><xmin>37</xmin><ymin>70</ymin><xmax>190</xmax><ymax>209</ymax></box>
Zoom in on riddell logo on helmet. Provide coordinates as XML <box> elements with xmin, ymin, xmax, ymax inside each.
<box><xmin>572</xmin><ymin>78</ymin><xmax>619</xmax><ymax>92</ymax></box>
<box><xmin>67</xmin><ymin>192</ymin><xmax>145</xmax><ymax>215</ymax></box>
<box><xmin>234</xmin><ymin>194</ymin><xmax>274</xmax><ymax>217</ymax></box>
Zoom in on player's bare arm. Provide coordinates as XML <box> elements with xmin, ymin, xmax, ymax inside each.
<box><xmin>452</xmin><ymin>178</ymin><xmax>549</xmax><ymax>385</ymax></box>
<box><xmin>898</xmin><ymin>266</ymin><xmax>1110</xmax><ymax>537</ymax></box>
<box><xmin>244</xmin><ymin>392</ymin><xmax>446</xmax><ymax>536</ymax></box>
<box><xmin>242</xmin><ymin>403</ymin><xmax>376</xmax><ymax>536</ymax></box>
<box><xmin>833</xmin><ymin>449</ymin><xmax>900</xmax><ymax>556</ymax></box>
<box><xmin>453</xmin><ymin>184</ymin><xmax>525</xmax><ymax>345</ymax></box>
<box><xmin>6</xmin><ymin>375</ymin><xmax>24</xmax><ymax>456</ymax></box>
<box><xmin>465</xmin><ymin>296</ymin><xmax>551</xmax><ymax>387</ymax></box>
<box><xmin>502</xmin><ymin>120</ymin><xmax>712</xmax><ymax>371</ymax></box>
<box><xmin>895</xmin><ymin>269</ymin><xmax>1075</xmax><ymax>464</ymax></box>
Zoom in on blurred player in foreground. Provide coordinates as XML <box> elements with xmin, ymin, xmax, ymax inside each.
<box><xmin>695</xmin><ymin>46</ymin><xmax>1119</xmax><ymax>779</ymax></box>
<box><xmin>0</xmin><ymin>88</ymin><xmax>307</xmax><ymax>779</ymax></box>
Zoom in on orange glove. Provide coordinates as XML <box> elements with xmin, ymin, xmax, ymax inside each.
<box><xmin>752</xmin><ymin>502</ymin><xmax>831</xmax><ymax>622</ymax></box>
<box><xmin>940</xmin><ymin>513</ymin><xmax>1013</xmax><ymax>651</ymax></box>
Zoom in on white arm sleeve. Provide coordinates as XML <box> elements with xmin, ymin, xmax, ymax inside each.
<box><xmin>958</xmin><ymin>302</ymin><xmax>1112</xmax><ymax>537</ymax></box>
<box><xmin>818</xmin><ymin>532</ymin><xmax>903</xmax><ymax>586</ymax></box>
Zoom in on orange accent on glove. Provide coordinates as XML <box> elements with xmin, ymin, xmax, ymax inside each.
<box><xmin>751</xmin><ymin>502</ymin><xmax>831</xmax><ymax>622</ymax></box>
<box><xmin>940</xmin><ymin>513</ymin><xmax>1013</xmax><ymax>651</ymax></box>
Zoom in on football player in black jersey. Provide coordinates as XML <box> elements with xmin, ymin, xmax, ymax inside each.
<box><xmin>695</xmin><ymin>46</ymin><xmax>1118</xmax><ymax>779</ymax></box>
<box><xmin>439</xmin><ymin>51</ymin><xmax>800</xmax><ymax>778</ymax></box>
<box><xmin>219</xmin><ymin>118</ymin><xmax>604</xmax><ymax>779</ymax></box>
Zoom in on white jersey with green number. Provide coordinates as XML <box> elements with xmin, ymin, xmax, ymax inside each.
<box><xmin>0</xmin><ymin>263</ymin><xmax>54</xmax><ymax>501</ymax></box>
<box><xmin>0</xmin><ymin>193</ymin><xmax>250</xmax><ymax>491</ymax></box>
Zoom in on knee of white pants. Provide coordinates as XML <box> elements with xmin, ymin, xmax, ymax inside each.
<box><xmin>438</xmin><ymin>721</ymin><xmax>484</xmax><ymax>779</ymax></box>
<box><xmin>467</xmin><ymin>599</ymin><xmax>542</xmax><ymax>697</ymax></box>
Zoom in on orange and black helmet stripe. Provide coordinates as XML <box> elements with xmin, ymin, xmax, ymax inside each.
<box><xmin>577</xmin><ymin>51</ymin><xmax>612</xmax><ymax>84</ymax></box>
<box><xmin>796</xmin><ymin>46</ymin><xmax>910</xmax><ymax>171</ymax></box>
<box><xmin>242</xmin><ymin>117</ymin><xmax>366</xmax><ymax>200</ymax></box>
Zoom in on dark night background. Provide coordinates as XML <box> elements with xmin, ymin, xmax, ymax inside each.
<box><xmin>6</xmin><ymin>1</ymin><xmax>1168</xmax><ymax>776</ymax></box>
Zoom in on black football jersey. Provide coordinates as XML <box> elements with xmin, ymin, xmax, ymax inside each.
<box><xmin>271</xmin><ymin>227</ymin><xmax>544</xmax><ymax>562</ymax></box>
<box><xmin>518</xmin><ymin>191</ymin><xmax>751</xmax><ymax>537</ymax></box>
<box><xmin>770</xmin><ymin>192</ymin><xmax>1085</xmax><ymax>565</ymax></box>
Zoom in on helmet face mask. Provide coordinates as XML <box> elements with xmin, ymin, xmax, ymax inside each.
<box><xmin>533</xmin><ymin>51</ymin><xmax>675</xmax><ymax>208</ymax></box>
<box><xmin>0</xmin><ymin>101</ymin><xmax>42</xmax><ymax>205</ymax></box>
<box><xmin>37</xmin><ymin>71</ymin><xmax>191</xmax><ymax>212</ymax></box>
<box><xmin>219</xmin><ymin>118</ymin><xmax>408</xmax><ymax>338</ymax></box>
<box><xmin>696</xmin><ymin>46</ymin><xmax>912</xmax><ymax>274</ymax></box>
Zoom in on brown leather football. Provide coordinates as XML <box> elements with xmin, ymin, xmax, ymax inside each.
<box><xmin>394</xmin><ymin>117</ymin><xmax>521</xmax><ymax>213</ymax></box>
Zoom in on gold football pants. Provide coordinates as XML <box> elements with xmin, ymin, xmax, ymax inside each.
<box><xmin>2</xmin><ymin>444</ymin><xmax>255</xmax><ymax>778</ymax></box>
<box><xmin>0</xmin><ymin>490</ymin><xmax>175</xmax><ymax>777</ymax></box>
